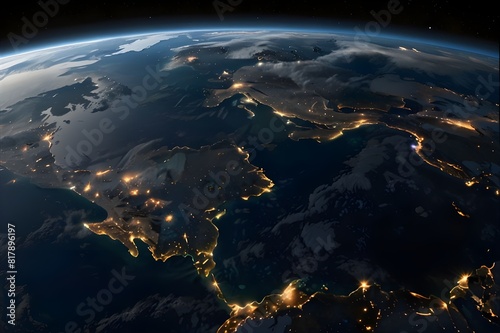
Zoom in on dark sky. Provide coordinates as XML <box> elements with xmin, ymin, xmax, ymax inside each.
<box><xmin>1</xmin><ymin>0</ymin><xmax>498</xmax><ymax>54</ymax></box>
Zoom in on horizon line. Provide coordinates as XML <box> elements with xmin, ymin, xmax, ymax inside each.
<box><xmin>0</xmin><ymin>26</ymin><xmax>498</xmax><ymax>60</ymax></box>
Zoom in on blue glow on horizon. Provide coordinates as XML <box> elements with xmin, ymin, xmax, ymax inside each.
<box><xmin>0</xmin><ymin>25</ymin><xmax>498</xmax><ymax>60</ymax></box>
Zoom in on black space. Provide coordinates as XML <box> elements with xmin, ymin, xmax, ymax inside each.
<box><xmin>1</xmin><ymin>0</ymin><xmax>498</xmax><ymax>54</ymax></box>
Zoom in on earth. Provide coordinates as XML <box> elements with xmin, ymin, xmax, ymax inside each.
<box><xmin>0</xmin><ymin>29</ymin><xmax>499</xmax><ymax>333</ymax></box>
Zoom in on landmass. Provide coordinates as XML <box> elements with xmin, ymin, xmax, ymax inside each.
<box><xmin>217</xmin><ymin>263</ymin><xmax>500</xmax><ymax>332</ymax></box>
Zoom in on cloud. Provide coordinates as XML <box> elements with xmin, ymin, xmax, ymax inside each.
<box><xmin>93</xmin><ymin>293</ymin><xmax>224</xmax><ymax>333</ymax></box>
<box><xmin>108</xmin><ymin>34</ymin><xmax>176</xmax><ymax>56</ymax></box>
<box><xmin>0</xmin><ymin>285</ymin><xmax>48</xmax><ymax>333</ymax></box>
<box><xmin>272</xmin><ymin>137</ymin><xmax>391</xmax><ymax>233</ymax></box>
<box><xmin>239</xmin><ymin>242</ymin><xmax>265</xmax><ymax>264</ymax></box>
<box><xmin>301</xmin><ymin>221</ymin><xmax>340</xmax><ymax>253</ymax></box>
<box><xmin>21</xmin><ymin>210</ymin><xmax>90</xmax><ymax>248</ymax></box>
<box><xmin>337</xmin><ymin>259</ymin><xmax>390</xmax><ymax>282</ymax></box>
